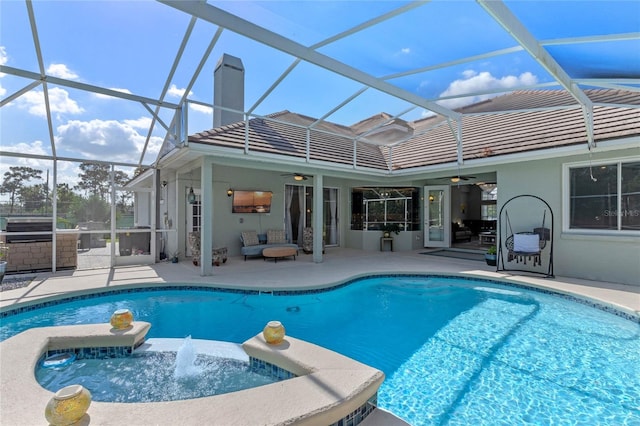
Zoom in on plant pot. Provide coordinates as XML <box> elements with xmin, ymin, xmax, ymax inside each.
<box><xmin>485</xmin><ymin>254</ymin><xmax>497</xmax><ymax>266</ymax></box>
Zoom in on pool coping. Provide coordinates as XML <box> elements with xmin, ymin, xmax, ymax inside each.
<box><xmin>0</xmin><ymin>322</ymin><xmax>384</xmax><ymax>425</ymax></box>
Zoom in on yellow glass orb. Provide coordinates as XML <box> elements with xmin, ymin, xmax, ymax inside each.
<box><xmin>44</xmin><ymin>384</ymin><xmax>92</xmax><ymax>426</ymax></box>
<box><xmin>110</xmin><ymin>308</ymin><xmax>133</xmax><ymax>329</ymax></box>
<box><xmin>263</xmin><ymin>320</ymin><xmax>285</xmax><ymax>344</ymax></box>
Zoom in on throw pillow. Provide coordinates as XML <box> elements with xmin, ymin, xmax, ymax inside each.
<box><xmin>267</xmin><ymin>229</ymin><xmax>286</xmax><ymax>244</ymax></box>
<box><xmin>514</xmin><ymin>233</ymin><xmax>539</xmax><ymax>253</ymax></box>
<box><xmin>241</xmin><ymin>231</ymin><xmax>259</xmax><ymax>246</ymax></box>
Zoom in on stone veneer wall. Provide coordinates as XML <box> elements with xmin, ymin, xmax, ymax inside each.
<box><xmin>2</xmin><ymin>233</ymin><xmax>77</xmax><ymax>273</ymax></box>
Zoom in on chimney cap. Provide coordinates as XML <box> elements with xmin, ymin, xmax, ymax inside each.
<box><xmin>215</xmin><ymin>53</ymin><xmax>244</xmax><ymax>73</ymax></box>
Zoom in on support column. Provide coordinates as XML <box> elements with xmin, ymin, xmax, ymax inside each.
<box><xmin>313</xmin><ymin>173</ymin><xmax>324</xmax><ymax>263</ymax></box>
<box><xmin>200</xmin><ymin>157</ymin><xmax>214</xmax><ymax>275</ymax></box>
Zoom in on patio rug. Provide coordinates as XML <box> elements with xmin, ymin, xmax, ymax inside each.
<box><xmin>420</xmin><ymin>250</ymin><xmax>485</xmax><ymax>262</ymax></box>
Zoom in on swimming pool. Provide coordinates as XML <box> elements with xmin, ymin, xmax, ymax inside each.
<box><xmin>1</xmin><ymin>275</ymin><xmax>639</xmax><ymax>425</ymax></box>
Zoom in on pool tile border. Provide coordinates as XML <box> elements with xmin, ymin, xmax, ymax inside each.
<box><xmin>249</xmin><ymin>356</ymin><xmax>297</xmax><ymax>381</ymax></box>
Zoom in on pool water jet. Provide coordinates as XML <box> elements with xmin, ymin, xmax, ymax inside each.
<box><xmin>173</xmin><ymin>336</ymin><xmax>201</xmax><ymax>378</ymax></box>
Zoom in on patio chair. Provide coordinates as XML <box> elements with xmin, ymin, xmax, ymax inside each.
<box><xmin>188</xmin><ymin>232</ymin><xmax>227</xmax><ymax>266</ymax></box>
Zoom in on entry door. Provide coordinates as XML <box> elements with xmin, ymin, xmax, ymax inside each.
<box><xmin>424</xmin><ymin>185</ymin><xmax>451</xmax><ymax>248</ymax></box>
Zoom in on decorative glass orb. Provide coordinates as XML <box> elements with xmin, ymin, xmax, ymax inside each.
<box><xmin>110</xmin><ymin>308</ymin><xmax>133</xmax><ymax>329</ymax></box>
<box><xmin>263</xmin><ymin>320</ymin><xmax>286</xmax><ymax>344</ymax></box>
<box><xmin>44</xmin><ymin>384</ymin><xmax>91</xmax><ymax>426</ymax></box>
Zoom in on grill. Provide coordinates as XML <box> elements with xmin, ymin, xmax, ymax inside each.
<box><xmin>5</xmin><ymin>217</ymin><xmax>53</xmax><ymax>243</ymax></box>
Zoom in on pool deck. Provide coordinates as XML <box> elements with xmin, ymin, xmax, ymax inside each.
<box><xmin>1</xmin><ymin>248</ymin><xmax>638</xmax><ymax>426</ymax></box>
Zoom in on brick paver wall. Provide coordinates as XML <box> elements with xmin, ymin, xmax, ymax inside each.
<box><xmin>3</xmin><ymin>234</ymin><xmax>77</xmax><ymax>273</ymax></box>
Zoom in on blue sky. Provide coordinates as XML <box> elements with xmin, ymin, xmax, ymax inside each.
<box><xmin>0</xmin><ymin>0</ymin><xmax>638</xmax><ymax>187</ymax></box>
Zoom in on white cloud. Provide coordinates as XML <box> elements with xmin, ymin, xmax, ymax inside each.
<box><xmin>0</xmin><ymin>46</ymin><xmax>7</xmax><ymax>66</ymax></box>
<box><xmin>167</xmin><ymin>84</ymin><xmax>192</xmax><ymax>99</ymax></box>
<box><xmin>189</xmin><ymin>103</ymin><xmax>213</xmax><ymax>114</ymax></box>
<box><xmin>436</xmin><ymin>70</ymin><xmax>538</xmax><ymax>110</ymax></box>
<box><xmin>17</xmin><ymin>87</ymin><xmax>84</xmax><ymax>117</ymax></box>
<box><xmin>56</xmin><ymin>119</ymin><xmax>162</xmax><ymax>162</ymax></box>
<box><xmin>46</xmin><ymin>63</ymin><xmax>79</xmax><ymax>80</ymax></box>
<box><xmin>0</xmin><ymin>46</ymin><xmax>7</xmax><ymax>96</ymax></box>
<box><xmin>0</xmin><ymin>140</ymin><xmax>51</xmax><ymax>179</ymax></box>
<box><xmin>124</xmin><ymin>117</ymin><xmax>152</xmax><ymax>129</ymax></box>
<box><xmin>401</xmin><ymin>48</ymin><xmax>411</xmax><ymax>54</ymax></box>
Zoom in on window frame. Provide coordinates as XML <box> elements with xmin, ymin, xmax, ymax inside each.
<box><xmin>350</xmin><ymin>187</ymin><xmax>420</xmax><ymax>232</ymax></box>
<box><xmin>563</xmin><ymin>157</ymin><xmax>640</xmax><ymax>235</ymax></box>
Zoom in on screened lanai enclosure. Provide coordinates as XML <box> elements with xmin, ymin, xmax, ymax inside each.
<box><xmin>1</xmin><ymin>1</ymin><xmax>638</xmax><ymax>273</ymax></box>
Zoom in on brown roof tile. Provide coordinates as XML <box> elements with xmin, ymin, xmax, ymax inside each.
<box><xmin>187</xmin><ymin>90</ymin><xmax>640</xmax><ymax>172</ymax></box>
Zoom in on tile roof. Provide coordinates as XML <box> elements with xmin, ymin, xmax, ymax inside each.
<box><xmin>187</xmin><ymin>89</ymin><xmax>640</xmax><ymax>172</ymax></box>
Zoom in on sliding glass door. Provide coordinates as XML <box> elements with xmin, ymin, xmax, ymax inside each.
<box><xmin>285</xmin><ymin>184</ymin><xmax>338</xmax><ymax>246</ymax></box>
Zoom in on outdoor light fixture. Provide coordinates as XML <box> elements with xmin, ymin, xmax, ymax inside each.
<box><xmin>451</xmin><ymin>176</ymin><xmax>461</xmax><ymax>183</ymax></box>
<box><xmin>227</xmin><ymin>189</ymin><xmax>233</xmax><ymax>197</ymax></box>
<box><xmin>293</xmin><ymin>174</ymin><xmax>305</xmax><ymax>181</ymax></box>
<box><xmin>188</xmin><ymin>187</ymin><xmax>196</xmax><ymax>204</ymax></box>
<box><xmin>429</xmin><ymin>195</ymin><xmax>435</xmax><ymax>203</ymax></box>
<box><xmin>161</xmin><ymin>180</ymin><xmax>167</xmax><ymax>188</ymax></box>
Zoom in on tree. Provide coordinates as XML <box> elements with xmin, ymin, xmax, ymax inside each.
<box><xmin>56</xmin><ymin>183</ymin><xmax>82</xmax><ymax>217</ymax></box>
<box><xmin>19</xmin><ymin>183</ymin><xmax>47</xmax><ymax>213</ymax></box>
<box><xmin>75</xmin><ymin>163</ymin><xmax>110</xmax><ymax>201</ymax></box>
<box><xmin>0</xmin><ymin>166</ymin><xmax>43</xmax><ymax>213</ymax></box>
<box><xmin>74</xmin><ymin>163</ymin><xmax>130</xmax><ymax>204</ymax></box>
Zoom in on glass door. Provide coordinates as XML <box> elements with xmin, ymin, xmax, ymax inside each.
<box><xmin>185</xmin><ymin>189</ymin><xmax>201</xmax><ymax>256</ymax></box>
<box><xmin>285</xmin><ymin>184</ymin><xmax>339</xmax><ymax>246</ymax></box>
<box><xmin>424</xmin><ymin>185</ymin><xmax>450</xmax><ymax>248</ymax></box>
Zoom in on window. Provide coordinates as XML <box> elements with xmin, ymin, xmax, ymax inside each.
<box><xmin>566</xmin><ymin>160</ymin><xmax>640</xmax><ymax>232</ymax></box>
<box><xmin>351</xmin><ymin>187</ymin><xmax>420</xmax><ymax>231</ymax></box>
<box><xmin>479</xmin><ymin>183</ymin><xmax>497</xmax><ymax>221</ymax></box>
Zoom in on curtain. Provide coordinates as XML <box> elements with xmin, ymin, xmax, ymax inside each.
<box><xmin>297</xmin><ymin>187</ymin><xmax>304</xmax><ymax>247</ymax></box>
<box><xmin>285</xmin><ymin>185</ymin><xmax>294</xmax><ymax>244</ymax></box>
<box><xmin>329</xmin><ymin>188</ymin><xmax>337</xmax><ymax>244</ymax></box>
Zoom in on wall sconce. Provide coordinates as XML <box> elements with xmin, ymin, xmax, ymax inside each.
<box><xmin>161</xmin><ymin>180</ymin><xmax>167</xmax><ymax>188</ymax></box>
<box><xmin>460</xmin><ymin>204</ymin><xmax>466</xmax><ymax>214</ymax></box>
<box><xmin>188</xmin><ymin>187</ymin><xmax>196</xmax><ymax>204</ymax></box>
<box><xmin>227</xmin><ymin>189</ymin><xmax>233</xmax><ymax>197</ymax></box>
<box><xmin>428</xmin><ymin>195</ymin><xmax>435</xmax><ymax>203</ymax></box>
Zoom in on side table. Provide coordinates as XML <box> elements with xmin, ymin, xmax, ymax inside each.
<box><xmin>380</xmin><ymin>237</ymin><xmax>393</xmax><ymax>252</ymax></box>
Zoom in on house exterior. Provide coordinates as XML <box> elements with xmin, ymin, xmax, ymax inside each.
<box><xmin>131</xmin><ymin>87</ymin><xmax>639</xmax><ymax>287</ymax></box>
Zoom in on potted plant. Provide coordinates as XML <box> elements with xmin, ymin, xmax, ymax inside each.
<box><xmin>485</xmin><ymin>245</ymin><xmax>497</xmax><ymax>266</ymax></box>
<box><xmin>380</xmin><ymin>223</ymin><xmax>401</xmax><ymax>238</ymax></box>
<box><xmin>0</xmin><ymin>243</ymin><xmax>8</xmax><ymax>284</ymax></box>
<box><xmin>169</xmin><ymin>251</ymin><xmax>180</xmax><ymax>263</ymax></box>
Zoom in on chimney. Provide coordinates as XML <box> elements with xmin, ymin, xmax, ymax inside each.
<box><xmin>214</xmin><ymin>53</ymin><xmax>244</xmax><ymax>127</ymax></box>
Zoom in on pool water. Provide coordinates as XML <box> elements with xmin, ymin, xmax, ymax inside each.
<box><xmin>35</xmin><ymin>349</ymin><xmax>277</xmax><ymax>402</ymax></box>
<box><xmin>2</xmin><ymin>276</ymin><xmax>639</xmax><ymax>425</ymax></box>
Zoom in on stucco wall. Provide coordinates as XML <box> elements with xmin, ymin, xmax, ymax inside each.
<box><xmin>495</xmin><ymin>148</ymin><xmax>640</xmax><ymax>287</ymax></box>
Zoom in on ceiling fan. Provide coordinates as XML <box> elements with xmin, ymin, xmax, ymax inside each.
<box><xmin>281</xmin><ymin>172</ymin><xmax>312</xmax><ymax>181</ymax></box>
<box><xmin>439</xmin><ymin>175</ymin><xmax>476</xmax><ymax>183</ymax></box>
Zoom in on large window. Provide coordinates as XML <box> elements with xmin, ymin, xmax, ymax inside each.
<box><xmin>566</xmin><ymin>160</ymin><xmax>640</xmax><ymax>232</ymax></box>
<box><xmin>351</xmin><ymin>187</ymin><xmax>420</xmax><ymax>231</ymax></box>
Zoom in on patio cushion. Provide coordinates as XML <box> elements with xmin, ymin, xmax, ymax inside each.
<box><xmin>241</xmin><ymin>231</ymin><xmax>260</xmax><ymax>246</ymax></box>
<box><xmin>267</xmin><ymin>229</ymin><xmax>287</xmax><ymax>244</ymax></box>
<box><xmin>514</xmin><ymin>233</ymin><xmax>539</xmax><ymax>253</ymax></box>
